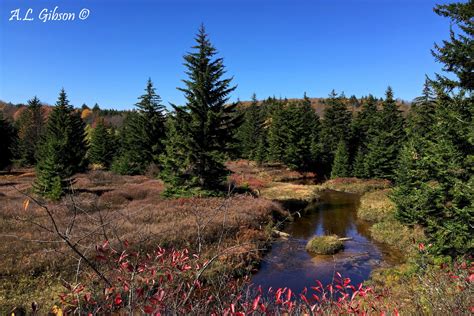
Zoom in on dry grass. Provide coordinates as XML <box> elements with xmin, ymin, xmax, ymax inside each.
<box><xmin>259</xmin><ymin>182</ymin><xmax>319</xmax><ymax>202</ymax></box>
<box><xmin>358</xmin><ymin>189</ymin><xmax>396</xmax><ymax>222</ymax></box>
<box><xmin>227</xmin><ymin>160</ymin><xmax>316</xmax><ymax>185</ymax></box>
<box><xmin>354</xmin><ymin>189</ymin><xmax>425</xmax><ymax>257</ymax></box>
<box><xmin>315</xmin><ymin>178</ymin><xmax>392</xmax><ymax>195</ymax></box>
<box><xmin>227</xmin><ymin>160</ymin><xmax>319</xmax><ymax>203</ymax></box>
<box><xmin>370</xmin><ymin>220</ymin><xmax>425</xmax><ymax>256</ymax></box>
<box><xmin>0</xmin><ymin>169</ymin><xmax>285</xmax><ymax>314</ymax></box>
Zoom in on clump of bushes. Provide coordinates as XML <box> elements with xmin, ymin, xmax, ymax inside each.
<box><xmin>358</xmin><ymin>189</ymin><xmax>395</xmax><ymax>222</ymax></box>
<box><xmin>305</xmin><ymin>235</ymin><xmax>344</xmax><ymax>255</ymax></box>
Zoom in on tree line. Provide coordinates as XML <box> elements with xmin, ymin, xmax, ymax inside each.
<box><xmin>0</xmin><ymin>2</ymin><xmax>472</xmax><ymax>257</ymax></box>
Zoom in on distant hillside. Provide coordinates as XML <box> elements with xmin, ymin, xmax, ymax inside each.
<box><xmin>237</xmin><ymin>97</ymin><xmax>411</xmax><ymax>117</ymax></box>
<box><xmin>0</xmin><ymin>100</ymin><xmax>130</xmax><ymax>128</ymax></box>
<box><xmin>1</xmin><ymin>96</ymin><xmax>411</xmax><ymax>129</ymax></box>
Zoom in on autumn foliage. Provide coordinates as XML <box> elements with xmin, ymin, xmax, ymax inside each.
<box><xmin>59</xmin><ymin>240</ymin><xmax>474</xmax><ymax>315</ymax></box>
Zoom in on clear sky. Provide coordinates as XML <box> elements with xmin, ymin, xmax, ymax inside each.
<box><xmin>1</xmin><ymin>0</ymin><xmax>453</xmax><ymax>109</ymax></box>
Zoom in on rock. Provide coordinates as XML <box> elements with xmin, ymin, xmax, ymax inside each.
<box><xmin>272</xmin><ymin>230</ymin><xmax>290</xmax><ymax>238</ymax></box>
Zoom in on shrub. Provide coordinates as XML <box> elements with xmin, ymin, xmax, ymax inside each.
<box><xmin>110</xmin><ymin>152</ymin><xmax>143</xmax><ymax>175</ymax></box>
<box><xmin>58</xmin><ymin>242</ymin><xmax>398</xmax><ymax>315</ymax></box>
<box><xmin>306</xmin><ymin>235</ymin><xmax>344</xmax><ymax>255</ymax></box>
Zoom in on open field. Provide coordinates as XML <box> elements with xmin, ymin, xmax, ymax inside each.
<box><xmin>0</xmin><ymin>169</ymin><xmax>286</xmax><ymax>313</ymax></box>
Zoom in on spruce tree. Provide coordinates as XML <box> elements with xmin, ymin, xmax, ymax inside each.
<box><xmin>16</xmin><ymin>96</ymin><xmax>45</xmax><ymax>166</ymax></box>
<box><xmin>88</xmin><ymin>118</ymin><xmax>117</xmax><ymax>168</ymax></box>
<box><xmin>352</xmin><ymin>147</ymin><xmax>367</xmax><ymax>178</ymax></box>
<box><xmin>350</xmin><ymin>95</ymin><xmax>379</xmax><ymax>178</ymax></box>
<box><xmin>319</xmin><ymin>90</ymin><xmax>352</xmax><ymax>176</ymax></box>
<box><xmin>161</xmin><ymin>25</ymin><xmax>241</xmax><ymax>192</ymax></box>
<box><xmin>35</xmin><ymin>89</ymin><xmax>87</xmax><ymax>199</ymax></box>
<box><xmin>364</xmin><ymin>87</ymin><xmax>405</xmax><ymax>181</ymax></box>
<box><xmin>393</xmin><ymin>1</ymin><xmax>473</xmax><ymax>256</ymax></box>
<box><xmin>268</xmin><ymin>95</ymin><xmax>318</xmax><ymax>170</ymax></box>
<box><xmin>331</xmin><ymin>140</ymin><xmax>350</xmax><ymax>178</ymax></box>
<box><xmin>159</xmin><ymin>111</ymin><xmax>191</xmax><ymax>191</ymax></box>
<box><xmin>268</xmin><ymin>102</ymin><xmax>289</xmax><ymax>163</ymax></box>
<box><xmin>432</xmin><ymin>1</ymin><xmax>473</xmax><ymax>91</ymax></box>
<box><xmin>0</xmin><ymin>112</ymin><xmax>16</xmax><ymax>170</ymax></box>
<box><xmin>237</xmin><ymin>94</ymin><xmax>265</xmax><ymax>159</ymax></box>
<box><xmin>112</xmin><ymin>79</ymin><xmax>166</xmax><ymax>175</ymax></box>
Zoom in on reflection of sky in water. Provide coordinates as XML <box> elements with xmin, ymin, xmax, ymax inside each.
<box><xmin>251</xmin><ymin>190</ymin><xmax>402</xmax><ymax>294</ymax></box>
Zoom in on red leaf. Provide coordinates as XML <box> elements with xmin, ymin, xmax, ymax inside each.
<box><xmin>144</xmin><ymin>305</ymin><xmax>154</xmax><ymax>313</ymax></box>
<box><xmin>252</xmin><ymin>295</ymin><xmax>260</xmax><ymax>310</ymax></box>
<box><xmin>286</xmin><ymin>288</ymin><xmax>292</xmax><ymax>301</ymax></box>
<box><xmin>114</xmin><ymin>294</ymin><xmax>122</xmax><ymax>305</ymax></box>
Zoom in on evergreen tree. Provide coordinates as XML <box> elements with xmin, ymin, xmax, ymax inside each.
<box><xmin>237</xmin><ymin>94</ymin><xmax>265</xmax><ymax>159</ymax></box>
<box><xmin>92</xmin><ymin>103</ymin><xmax>100</xmax><ymax>112</ymax></box>
<box><xmin>88</xmin><ymin>118</ymin><xmax>117</xmax><ymax>168</ymax></box>
<box><xmin>393</xmin><ymin>1</ymin><xmax>473</xmax><ymax>256</ymax></box>
<box><xmin>267</xmin><ymin>95</ymin><xmax>318</xmax><ymax>170</ymax></box>
<box><xmin>350</xmin><ymin>95</ymin><xmax>379</xmax><ymax>178</ymax></box>
<box><xmin>16</xmin><ymin>96</ymin><xmax>45</xmax><ymax>166</ymax></box>
<box><xmin>0</xmin><ymin>112</ymin><xmax>16</xmax><ymax>170</ymax></box>
<box><xmin>331</xmin><ymin>140</ymin><xmax>350</xmax><ymax>178</ymax></box>
<box><xmin>364</xmin><ymin>87</ymin><xmax>405</xmax><ymax>180</ymax></box>
<box><xmin>432</xmin><ymin>1</ymin><xmax>473</xmax><ymax>91</ymax></box>
<box><xmin>159</xmin><ymin>111</ymin><xmax>191</xmax><ymax>191</ymax></box>
<box><xmin>319</xmin><ymin>90</ymin><xmax>352</xmax><ymax>176</ymax></box>
<box><xmin>35</xmin><ymin>89</ymin><xmax>87</xmax><ymax>199</ymax></box>
<box><xmin>112</xmin><ymin>79</ymin><xmax>166</xmax><ymax>175</ymax></box>
<box><xmin>352</xmin><ymin>147</ymin><xmax>367</xmax><ymax>178</ymax></box>
<box><xmin>268</xmin><ymin>102</ymin><xmax>289</xmax><ymax>162</ymax></box>
<box><xmin>160</xmin><ymin>26</ymin><xmax>241</xmax><ymax>192</ymax></box>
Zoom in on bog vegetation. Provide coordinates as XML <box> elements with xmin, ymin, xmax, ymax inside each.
<box><xmin>0</xmin><ymin>1</ymin><xmax>472</xmax><ymax>315</ymax></box>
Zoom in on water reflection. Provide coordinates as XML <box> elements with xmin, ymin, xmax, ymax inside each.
<box><xmin>252</xmin><ymin>190</ymin><xmax>402</xmax><ymax>293</ymax></box>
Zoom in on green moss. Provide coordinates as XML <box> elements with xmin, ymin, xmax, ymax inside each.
<box><xmin>305</xmin><ymin>235</ymin><xmax>344</xmax><ymax>255</ymax></box>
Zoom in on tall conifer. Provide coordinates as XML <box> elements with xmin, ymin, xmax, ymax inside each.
<box><xmin>393</xmin><ymin>1</ymin><xmax>473</xmax><ymax>256</ymax></box>
<box><xmin>16</xmin><ymin>97</ymin><xmax>45</xmax><ymax>166</ymax></box>
<box><xmin>112</xmin><ymin>79</ymin><xmax>166</xmax><ymax>175</ymax></box>
<box><xmin>364</xmin><ymin>87</ymin><xmax>405</xmax><ymax>180</ymax></box>
<box><xmin>331</xmin><ymin>140</ymin><xmax>350</xmax><ymax>178</ymax></box>
<box><xmin>88</xmin><ymin>119</ymin><xmax>117</xmax><ymax>168</ymax></box>
<box><xmin>35</xmin><ymin>89</ymin><xmax>87</xmax><ymax>199</ymax></box>
<box><xmin>161</xmin><ymin>25</ymin><xmax>241</xmax><ymax>191</ymax></box>
<box><xmin>319</xmin><ymin>90</ymin><xmax>352</xmax><ymax>176</ymax></box>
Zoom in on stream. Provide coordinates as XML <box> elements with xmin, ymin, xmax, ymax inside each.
<box><xmin>251</xmin><ymin>190</ymin><xmax>403</xmax><ymax>293</ymax></box>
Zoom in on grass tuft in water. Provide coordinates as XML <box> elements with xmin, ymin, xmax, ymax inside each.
<box><xmin>306</xmin><ymin>235</ymin><xmax>344</xmax><ymax>255</ymax></box>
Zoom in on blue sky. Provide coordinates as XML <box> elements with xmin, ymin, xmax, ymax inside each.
<box><xmin>1</xmin><ymin>0</ymin><xmax>453</xmax><ymax>109</ymax></box>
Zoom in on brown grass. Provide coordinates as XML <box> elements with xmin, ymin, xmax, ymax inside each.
<box><xmin>358</xmin><ymin>189</ymin><xmax>396</xmax><ymax>222</ymax></box>
<box><xmin>259</xmin><ymin>182</ymin><xmax>319</xmax><ymax>202</ymax></box>
<box><xmin>227</xmin><ymin>160</ymin><xmax>316</xmax><ymax>185</ymax></box>
<box><xmin>315</xmin><ymin>178</ymin><xmax>392</xmax><ymax>194</ymax></box>
<box><xmin>0</xmin><ymin>169</ymin><xmax>285</xmax><ymax>313</ymax></box>
<box><xmin>227</xmin><ymin>160</ymin><xmax>319</xmax><ymax>203</ymax></box>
